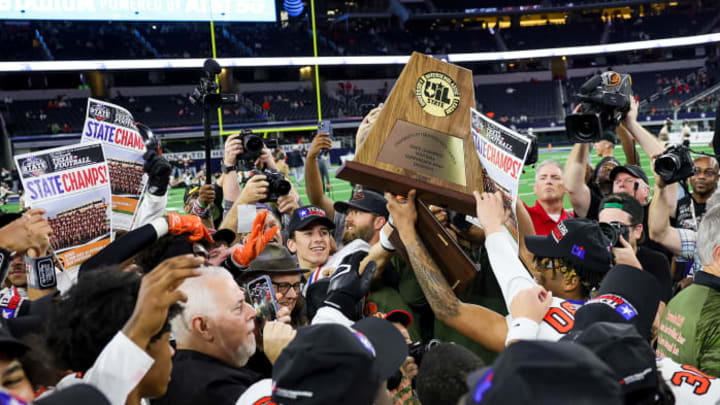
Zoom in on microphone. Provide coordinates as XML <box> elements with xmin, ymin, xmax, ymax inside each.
<box><xmin>578</xmin><ymin>75</ymin><xmax>602</xmax><ymax>95</ymax></box>
<box><xmin>203</xmin><ymin>59</ymin><xmax>222</xmax><ymax>76</ymax></box>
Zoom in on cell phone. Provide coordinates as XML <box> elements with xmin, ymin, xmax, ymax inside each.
<box><xmin>318</xmin><ymin>120</ymin><xmax>332</xmax><ymax>138</ymax></box>
<box><xmin>247</xmin><ymin>275</ymin><xmax>279</xmax><ymax>326</ymax></box>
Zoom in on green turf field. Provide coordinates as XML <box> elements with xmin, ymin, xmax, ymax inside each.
<box><xmin>2</xmin><ymin>145</ymin><xmax>713</xmax><ymax>215</ymax></box>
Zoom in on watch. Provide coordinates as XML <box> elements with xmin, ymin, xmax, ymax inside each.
<box><xmin>221</xmin><ymin>163</ymin><xmax>236</xmax><ymax>174</ymax></box>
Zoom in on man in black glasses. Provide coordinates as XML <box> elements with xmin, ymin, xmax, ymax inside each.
<box><xmin>240</xmin><ymin>243</ymin><xmax>307</xmax><ymax>328</ymax></box>
<box><xmin>237</xmin><ymin>243</ymin><xmax>307</xmax><ymax>379</ymax></box>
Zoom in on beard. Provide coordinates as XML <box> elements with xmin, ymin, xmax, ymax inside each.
<box><xmin>342</xmin><ymin>224</ymin><xmax>375</xmax><ymax>245</ymax></box>
<box><xmin>217</xmin><ymin>328</ymin><xmax>257</xmax><ymax>368</ymax></box>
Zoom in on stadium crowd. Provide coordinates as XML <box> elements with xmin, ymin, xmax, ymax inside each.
<box><xmin>4</xmin><ymin>74</ymin><xmax>720</xmax><ymax>405</ymax></box>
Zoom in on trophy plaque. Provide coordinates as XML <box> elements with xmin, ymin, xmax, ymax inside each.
<box><xmin>337</xmin><ymin>52</ymin><xmax>482</xmax><ymax>292</ymax></box>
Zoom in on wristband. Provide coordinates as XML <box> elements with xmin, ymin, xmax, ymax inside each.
<box><xmin>0</xmin><ymin>247</ymin><xmax>10</xmax><ymax>287</ymax></box>
<box><xmin>25</xmin><ymin>254</ymin><xmax>57</xmax><ymax>290</ymax></box>
<box><xmin>379</xmin><ymin>227</ymin><xmax>395</xmax><ymax>252</ymax></box>
<box><xmin>504</xmin><ymin>317</ymin><xmax>540</xmax><ymax>347</ymax></box>
<box><xmin>192</xmin><ymin>199</ymin><xmax>211</xmax><ymax>218</ymax></box>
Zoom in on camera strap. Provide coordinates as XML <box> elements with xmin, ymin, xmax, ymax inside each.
<box><xmin>25</xmin><ymin>254</ymin><xmax>57</xmax><ymax>290</ymax></box>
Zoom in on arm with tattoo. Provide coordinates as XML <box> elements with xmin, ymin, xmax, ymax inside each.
<box><xmin>388</xmin><ymin>190</ymin><xmax>507</xmax><ymax>352</ymax></box>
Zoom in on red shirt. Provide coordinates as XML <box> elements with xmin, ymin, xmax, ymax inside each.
<box><xmin>524</xmin><ymin>201</ymin><xmax>574</xmax><ymax>236</ymax></box>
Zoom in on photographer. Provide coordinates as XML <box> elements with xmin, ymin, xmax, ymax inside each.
<box><xmin>220</xmin><ymin>132</ymin><xmax>280</xmax><ymax>212</ymax></box>
<box><xmin>598</xmin><ymin>193</ymin><xmax>672</xmax><ymax>307</ymax></box>
<box><xmin>649</xmin><ymin>174</ymin><xmax>709</xmax><ymax>278</ymax></box>
<box><xmin>564</xmin><ymin>90</ymin><xmax>665</xmax><ymax>219</ymax></box>
<box><xmin>669</xmin><ymin>156</ymin><xmax>719</xmax><ymax>231</ymax></box>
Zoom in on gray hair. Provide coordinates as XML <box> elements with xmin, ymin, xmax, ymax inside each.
<box><xmin>170</xmin><ymin>266</ymin><xmax>236</xmax><ymax>343</ymax></box>
<box><xmin>707</xmin><ymin>188</ymin><xmax>720</xmax><ymax>212</ymax></box>
<box><xmin>697</xmin><ymin>205</ymin><xmax>720</xmax><ymax>265</ymax></box>
<box><xmin>535</xmin><ymin>159</ymin><xmax>564</xmax><ymax>182</ymax></box>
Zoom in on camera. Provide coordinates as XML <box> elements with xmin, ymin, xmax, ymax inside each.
<box><xmin>599</xmin><ymin>221</ymin><xmax>630</xmax><ymax>247</ymax></box>
<box><xmin>565</xmin><ymin>71</ymin><xmax>633</xmax><ymax>143</ymax></box>
<box><xmin>654</xmin><ymin>141</ymin><xmax>695</xmax><ymax>185</ymax></box>
<box><xmin>234</xmin><ymin>129</ymin><xmax>265</xmax><ymax>171</ymax></box>
<box><xmin>189</xmin><ymin>59</ymin><xmax>240</xmax><ymax>108</ymax></box>
<box><xmin>245</xmin><ymin>169</ymin><xmax>291</xmax><ymax>202</ymax></box>
<box><xmin>408</xmin><ymin>339</ymin><xmax>442</xmax><ymax>366</ymax></box>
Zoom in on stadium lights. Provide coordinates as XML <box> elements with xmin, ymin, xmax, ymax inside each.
<box><xmin>0</xmin><ymin>33</ymin><xmax>719</xmax><ymax>72</ymax></box>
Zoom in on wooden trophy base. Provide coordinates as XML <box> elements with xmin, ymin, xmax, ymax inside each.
<box><xmin>388</xmin><ymin>198</ymin><xmax>476</xmax><ymax>294</ymax></box>
<box><xmin>336</xmin><ymin>161</ymin><xmax>477</xmax><ymax>216</ymax></box>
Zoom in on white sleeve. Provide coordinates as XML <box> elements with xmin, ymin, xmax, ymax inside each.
<box><xmin>311</xmin><ymin>306</ymin><xmax>354</xmax><ymax>327</ymax></box>
<box><xmin>484</xmin><ymin>232</ymin><xmax>538</xmax><ymax>313</ymax></box>
<box><xmin>55</xmin><ymin>331</ymin><xmax>154</xmax><ymax>405</ymax></box>
<box><xmin>504</xmin><ymin>317</ymin><xmax>541</xmax><ymax>346</ymax></box>
<box><xmin>132</xmin><ymin>192</ymin><xmax>168</xmax><ymax>230</ymax></box>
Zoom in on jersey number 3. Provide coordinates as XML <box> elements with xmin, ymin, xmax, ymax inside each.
<box><xmin>672</xmin><ymin>364</ymin><xmax>715</xmax><ymax>395</ymax></box>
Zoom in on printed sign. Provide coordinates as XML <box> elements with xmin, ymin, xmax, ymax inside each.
<box><xmin>81</xmin><ymin>98</ymin><xmax>147</xmax><ymax>231</ymax></box>
<box><xmin>15</xmin><ymin>142</ymin><xmax>112</xmax><ymax>270</ymax></box>
<box><xmin>469</xmin><ymin>108</ymin><xmax>531</xmax><ymax>245</ymax></box>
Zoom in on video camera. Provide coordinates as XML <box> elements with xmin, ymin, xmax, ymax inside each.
<box><xmin>565</xmin><ymin>71</ymin><xmax>633</xmax><ymax>143</ymax></box>
<box><xmin>244</xmin><ymin>169</ymin><xmax>292</xmax><ymax>203</ymax></box>
<box><xmin>654</xmin><ymin>140</ymin><xmax>695</xmax><ymax>185</ymax></box>
<box><xmin>189</xmin><ymin>59</ymin><xmax>240</xmax><ymax>108</ymax></box>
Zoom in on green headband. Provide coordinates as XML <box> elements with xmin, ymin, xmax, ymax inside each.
<box><xmin>603</xmin><ymin>202</ymin><xmax>624</xmax><ymax>210</ymax></box>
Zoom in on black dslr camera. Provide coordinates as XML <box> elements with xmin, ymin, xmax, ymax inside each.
<box><xmin>566</xmin><ymin>71</ymin><xmax>633</xmax><ymax>143</ymax></box>
<box><xmin>654</xmin><ymin>140</ymin><xmax>695</xmax><ymax>185</ymax></box>
<box><xmin>408</xmin><ymin>339</ymin><xmax>442</xmax><ymax>366</ymax></box>
<box><xmin>245</xmin><ymin>169</ymin><xmax>291</xmax><ymax>203</ymax></box>
<box><xmin>599</xmin><ymin>221</ymin><xmax>630</xmax><ymax>247</ymax></box>
<box><xmin>235</xmin><ymin>129</ymin><xmax>266</xmax><ymax>171</ymax></box>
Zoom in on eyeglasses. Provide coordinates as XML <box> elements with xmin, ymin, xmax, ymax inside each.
<box><xmin>694</xmin><ymin>169</ymin><xmax>718</xmax><ymax>177</ymax></box>
<box><xmin>613</xmin><ymin>177</ymin><xmax>639</xmax><ymax>187</ymax></box>
<box><xmin>273</xmin><ymin>282</ymin><xmax>302</xmax><ymax>294</ymax></box>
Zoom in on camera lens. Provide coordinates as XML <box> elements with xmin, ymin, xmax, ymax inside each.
<box><xmin>598</xmin><ymin>222</ymin><xmax>619</xmax><ymax>247</ymax></box>
<box><xmin>575</xmin><ymin>121</ymin><xmax>596</xmax><ymax>141</ymax></box>
<box><xmin>244</xmin><ymin>135</ymin><xmax>264</xmax><ymax>153</ymax></box>
<box><xmin>275</xmin><ymin>178</ymin><xmax>292</xmax><ymax>196</ymax></box>
<box><xmin>654</xmin><ymin>154</ymin><xmax>680</xmax><ymax>182</ymax></box>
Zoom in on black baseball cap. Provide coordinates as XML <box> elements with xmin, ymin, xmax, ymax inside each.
<box><xmin>524</xmin><ymin>218</ymin><xmax>614</xmax><ymax>276</ymax></box>
<box><xmin>35</xmin><ymin>384</ymin><xmax>111</xmax><ymax>405</ymax></box>
<box><xmin>562</xmin><ymin>322</ymin><xmax>658</xmax><ymax>398</ymax></box>
<box><xmin>288</xmin><ymin>206</ymin><xmax>335</xmax><ymax>234</ymax></box>
<box><xmin>272</xmin><ymin>316</ymin><xmax>408</xmax><ymax>405</ymax></box>
<box><xmin>572</xmin><ymin>264</ymin><xmax>661</xmax><ymax>341</ymax></box>
<box><xmin>0</xmin><ymin>319</ymin><xmax>29</xmax><ymax>359</ymax></box>
<box><xmin>212</xmin><ymin>228</ymin><xmax>237</xmax><ymax>246</ymax></box>
<box><xmin>610</xmin><ymin>164</ymin><xmax>649</xmax><ymax>185</ymax></box>
<box><xmin>465</xmin><ymin>340</ymin><xmax>622</xmax><ymax>405</ymax></box>
<box><xmin>334</xmin><ymin>190</ymin><xmax>389</xmax><ymax>219</ymax></box>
